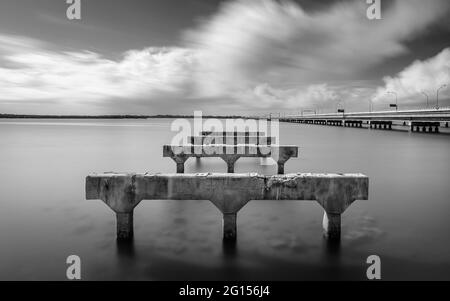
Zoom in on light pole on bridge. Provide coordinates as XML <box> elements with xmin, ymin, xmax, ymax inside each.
<box><xmin>421</xmin><ymin>91</ymin><xmax>429</xmax><ymax>108</ymax></box>
<box><xmin>387</xmin><ymin>91</ymin><xmax>398</xmax><ymax>111</ymax></box>
<box><xmin>436</xmin><ymin>84</ymin><xmax>447</xmax><ymax>110</ymax></box>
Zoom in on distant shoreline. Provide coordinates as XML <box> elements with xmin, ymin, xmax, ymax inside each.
<box><xmin>0</xmin><ymin>114</ymin><xmax>255</xmax><ymax>119</ymax></box>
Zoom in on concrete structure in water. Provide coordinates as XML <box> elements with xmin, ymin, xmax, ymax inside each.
<box><xmin>369</xmin><ymin>121</ymin><xmax>392</xmax><ymax>130</ymax></box>
<box><xmin>85</xmin><ymin>172</ymin><xmax>369</xmax><ymax>241</ymax></box>
<box><xmin>410</xmin><ymin>121</ymin><xmax>440</xmax><ymax>133</ymax></box>
<box><xmin>201</xmin><ymin>131</ymin><xmax>265</xmax><ymax>136</ymax></box>
<box><xmin>163</xmin><ymin>144</ymin><xmax>298</xmax><ymax>174</ymax></box>
<box><xmin>188</xmin><ymin>135</ymin><xmax>276</xmax><ymax>145</ymax></box>
<box><xmin>344</xmin><ymin>120</ymin><xmax>363</xmax><ymax>128</ymax></box>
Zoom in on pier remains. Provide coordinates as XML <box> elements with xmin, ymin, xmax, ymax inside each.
<box><xmin>86</xmin><ymin>173</ymin><xmax>369</xmax><ymax>241</ymax></box>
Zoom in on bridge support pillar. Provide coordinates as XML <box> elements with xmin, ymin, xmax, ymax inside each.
<box><xmin>223</xmin><ymin>213</ymin><xmax>237</xmax><ymax>241</ymax></box>
<box><xmin>220</xmin><ymin>155</ymin><xmax>240</xmax><ymax>173</ymax></box>
<box><xmin>169</xmin><ymin>155</ymin><xmax>189</xmax><ymax>173</ymax></box>
<box><xmin>116</xmin><ymin>212</ymin><xmax>134</xmax><ymax>240</ymax></box>
<box><xmin>322</xmin><ymin>212</ymin><xmax>341</xmax><ymax>241</ymax></box>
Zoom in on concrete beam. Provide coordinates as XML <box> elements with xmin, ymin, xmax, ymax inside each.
<box><xmin>201</xmin><ymin>131</ymin><xmax>265</xmax><ymax>136</ymax></box>
<box><xmin>163</xmin><ymin>145</ymin><xmax>298</xmax><ymax>174</ymax></box>
<box><xmin>188</xmin><ymin>136</ymin><xmax>275</xmax><ymax>145</ymax></box>
<box><xmin>86</xmin><ymin>173</ymin><xmax>369</xmax><ymax>241</ymax></box>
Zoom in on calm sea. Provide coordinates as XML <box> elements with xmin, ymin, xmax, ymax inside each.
<box><xmin>0</xmin><ymin>118</ymin><xmax>449</xmax><ymax>280</ymax></box>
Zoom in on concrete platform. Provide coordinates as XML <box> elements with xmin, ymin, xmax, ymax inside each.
<box><xmin>201</xmin><ymin>131</ymin><xmax>265</xmax><ymax>136</ymax></box>
<box><xmin>86</xmin><ymin>172</ymin><xmax>369</xmax><ymax>241</ymax></box>
<box><xmin>163</xmin><ymin>144</ymin><xmax>298</xmax><ymax>174</ymax></box>
<box><xmin>188</xmin><ymin>136</ymin><xmax>275</xmax><ymax>145</ymax></box>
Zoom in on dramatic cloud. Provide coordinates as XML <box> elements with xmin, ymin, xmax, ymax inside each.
<box><xmin>0</xmin><ymin>0</ymin><xmax>449</xmax><ymax>114</ymax></box>
<box><xmin>0</xmin><ymin>34</ymin><xmax>197</xmax><ymax>103</ymax></box>
<box><xmin>373</xmin><ymin>48</ymin><xmax>450</xmax><ymax>107</ymax></box>
<box><xmin>185</xmin><ymin>0</ymin><xmax>450</xmax><ymax>97</ymax></box>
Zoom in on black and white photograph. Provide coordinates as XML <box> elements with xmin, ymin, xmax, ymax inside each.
<box><xmin>0</xmin><ymin>0</ymin><xmax>449</xmax><ymax>289</ymax></box>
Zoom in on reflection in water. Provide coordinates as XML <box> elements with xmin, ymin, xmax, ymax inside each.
<box><xmin>222</xmin><ymin>239</ymin><xmax>238</xmax><ymax>259</ymax></box>
<box><xmin>324</xmin><ymin>237</ymin><xmax>341</xmax><ymax>258</ymax></box>
<box><xmin>116</xmin><ymin>238</ymin><xmax>136</xmax><ymax>259</ymax></box>
<box><xmin>321</xmin><ymin>237</ymin><xmax>342</xmax><ymax>280</ymax></box>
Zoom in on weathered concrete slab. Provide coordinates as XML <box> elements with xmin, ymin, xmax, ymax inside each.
<box><xmin>163</xmin><ymin>144</ymin><xmax>298</xmax><ymax>174</ymax></box>
<box><xmin>86</xmin><ymin>173</ymin><xmax>368</xmax><ymax>241</ymax></box>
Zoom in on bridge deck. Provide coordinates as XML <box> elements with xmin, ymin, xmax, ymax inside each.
<box><xmin>283</xmin><ymin>108</ymin><xmax>450</xmax><ymax>122</ymax></box>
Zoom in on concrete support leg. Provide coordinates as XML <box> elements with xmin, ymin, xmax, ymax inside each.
<box><xmin>277</xmin><ymin>161</ymin><xmax>286</xmax><ymax>174</ymax></box>
<box><xmin>171</xmin><ymin>156</ymin><xmax>188</xmax><ymax>173</ymax></box>
<box><xmin>223</xmin><ymin>213</ymin><xmax>237</xmax><ymax>241</ymax></box>
<box><xmin>226</xmin><ymin>162</ymin><xmax>235</xmax><ymax>173</ymax></box>
<box><xmin>322</xmin><ymin>211</ymin><xmax>341</xmax><ymax>241</ymax></box>
<box><xmin>116</xmin><ymin>212</ymin><xmax>134</xmax><ymax>240</ymax></box>
<box><xmin>176</xmin><ymin>163</ymin><xmax>185</xmax><ymax>173</ymax></box>
<box><xmin>221</xmin><ymin>155</ymin><xmax>240</xmax><ymax>173</ymax></box>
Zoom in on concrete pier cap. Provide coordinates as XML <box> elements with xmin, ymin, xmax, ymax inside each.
<box><xmin>86</xmin><ymin>172</ymin><xmax>368</xmax><ymax>241</ymax></box>
<box><xmin>163</xmin><ymin>145</ymin><xmax>298</xmax><ymax>174</ymax></box>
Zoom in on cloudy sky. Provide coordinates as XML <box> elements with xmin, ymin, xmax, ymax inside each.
<box><xmin>0</xmin><ymin>0</ymin><xmax>449</xmax><ymax>115</ymax></box>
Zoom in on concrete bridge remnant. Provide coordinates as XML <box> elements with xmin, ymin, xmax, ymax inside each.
<box><xmin>188</xmin><ymin>135</ymin><xmax>276</xmax><ymax>145</ymax></box>
<box><xmin>85</xmin><ymin>172</ymin><xmax>369</xmax><ymax>242</ymax></box>
<box><xmin>163</xmin><ymin>145</ymin><xmax>298</xmax><ymax>174</ymax></box>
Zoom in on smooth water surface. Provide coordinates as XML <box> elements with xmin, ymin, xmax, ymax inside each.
<box><xmin>0</xmin><ymin>119</ymin><xmax>449</xmax><ymax>280</ymax></box>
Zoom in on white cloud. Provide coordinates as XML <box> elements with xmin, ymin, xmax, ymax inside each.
<box><xmin>374</xmin><ymin>48</ymin><xmax>450</xmax><ymax>106</ymax></box>
<box><xmin>184</xmin><ymin>0</ymin><xmax>450</xmax><ymax>98</ymax></box>
<box><xmin>0</xmin><ymin>34</ymin><xmax>197</xmax><ymax>103</ymax></box>
<box><xmin>0</xmin><ymin>0</ymin><xmax>449</xmax><ymax>114</ymax></box>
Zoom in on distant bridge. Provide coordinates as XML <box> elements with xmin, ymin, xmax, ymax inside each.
<box><xmin>280</xmin><ymin>108</ymin><xmax>450</xmax><ymax>133</ymax></box>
